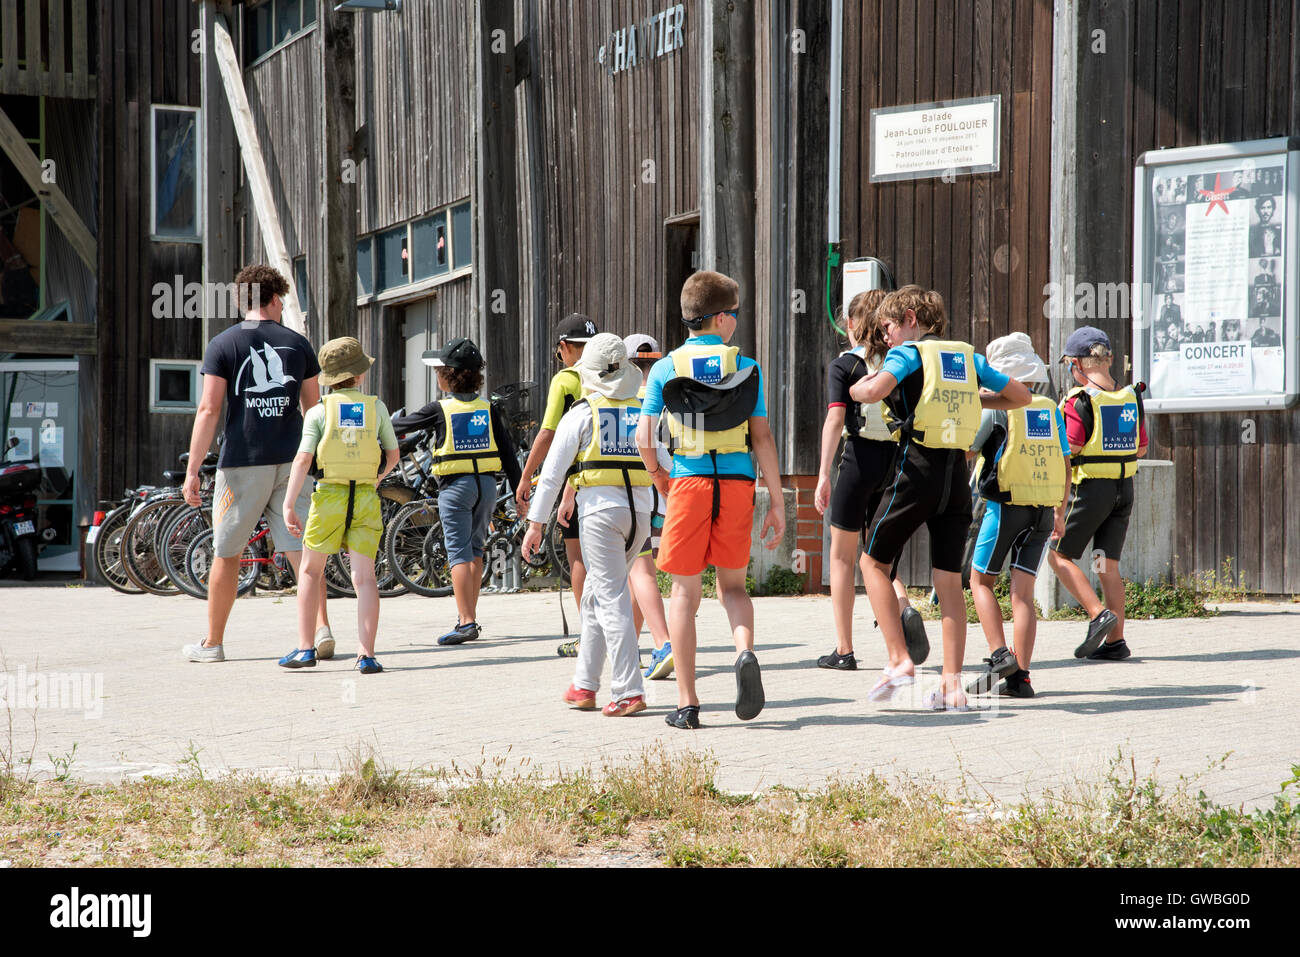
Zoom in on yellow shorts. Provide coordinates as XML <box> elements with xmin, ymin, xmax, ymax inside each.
<box><xmin>302</xmin><ymin>482</ymin><xmax>383</xmax><ymax>559</ymax></box>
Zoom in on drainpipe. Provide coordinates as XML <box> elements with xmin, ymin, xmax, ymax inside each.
<box><xmin>825</xmin><ymin>0</ymin><xmax>845</xmax><ymax>335</ymax></box>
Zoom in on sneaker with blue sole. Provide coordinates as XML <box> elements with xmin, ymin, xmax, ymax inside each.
<box><xmin>438</xmin><ymin>621</ymin><xmax>480</xmax><ymax>646</ymax></box>
<box><xmin>278</xmin><ymin>648</ymin><xmax>317</xmax><ymax>669</ymax></box>
<box><xmin>644</xmin><ymin>642</ymin><xmax>674</xmax><ymax>679</ymax></box>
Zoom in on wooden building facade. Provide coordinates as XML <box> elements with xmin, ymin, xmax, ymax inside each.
<box><xmin>3</xmin><ymin>0</ymin><xmax>1297</xmax><ymax>590</ymax></box>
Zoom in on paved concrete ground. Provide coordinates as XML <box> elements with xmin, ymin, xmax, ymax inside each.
<box><xmin>0</xmin><ymin>583</ymin><xmax>1296</xmax><ymax>809</ymax></box>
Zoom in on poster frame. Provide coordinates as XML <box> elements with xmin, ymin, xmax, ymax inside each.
<box><xmin>1132</xmin><ymin>136</ymin><xmax>1299</xmax><ymax>413</ymax></box>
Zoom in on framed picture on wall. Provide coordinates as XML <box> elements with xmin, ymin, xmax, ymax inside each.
<box><xmin>1132</xmin><ymin>137</ymin><xmax>1299</xmax><ymax>412</ymax></box>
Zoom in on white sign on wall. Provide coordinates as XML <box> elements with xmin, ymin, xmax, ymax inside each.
<box><xmin>870</xmin><ymin>95</ymin><xmax>1001</xmax><ymax>183</ymax></box>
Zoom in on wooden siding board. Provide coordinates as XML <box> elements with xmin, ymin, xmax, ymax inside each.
<box><xmin>3</xmin><ymin>1</ymin><xmax>18</xmax><ymax>92</ymax></box>
<box><xmin>49</xmin><ymin>0</ymin><xmax>65</xmax><ymax>97</ymax></box>
<box><xmin>72</xmin><ymin>0</ymin><xmax>89</xmax><ymax>97</ymax></box>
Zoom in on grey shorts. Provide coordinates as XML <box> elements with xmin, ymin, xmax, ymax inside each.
<box><xmin>437</xmin><ymin>474</ymin><xmax>496</xmax><ymax>567</ymax></box>
<box><xmin>212</xmin><ymin>464</ymin><xmax>312</xmax><ymax>559</ymax></box>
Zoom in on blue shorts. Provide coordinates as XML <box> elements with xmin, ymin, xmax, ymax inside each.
<box><xmin>437</xmin><ymin>474</ymin><xmax>496</xmax><ymax>567</ymax></box>
<box><xmin>971</xmin><ymin>500</ymin><xmax>1053</xmax><ymax>577</ymax></box>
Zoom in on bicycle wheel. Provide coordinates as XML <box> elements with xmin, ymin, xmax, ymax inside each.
<box><xmin>545</xmin><ymin>510</ymin><xmax>573</xmax><ymax>586</ymax></box>
<box><xmin>325</xmin><ymin>552</ymin><xmax>357</xmax><ymax>597</ymax></box>
<box><xmin>331</xmin><ymin>486</ymin><xmax>411</xmax><ymax>598</ymax></box>
<box><xmin>91</xmin><ymin>504</ymin><xmax>142</xmax><ymax>595</ymax></box>
<box><xmin>385</xmin><ymin>498</ymin><xmax>453</xmax><ymax>598</ymax></box>
<box><xmin>185</xmin><ymin>528</ymin><xmax>258</xmax><ymax>598</ymax></box>
<box><xmin>159</xmin><ymin>504</ymin><xmax>213</xmax><ymax>599</ymax></box>
<box><xmin>121</xmin><ymin>497</ymin><xmax>184</xmax><ymax>596</ymax></box>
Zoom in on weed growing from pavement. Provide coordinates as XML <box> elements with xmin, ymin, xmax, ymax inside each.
<box><xmin>0</xmin><ymin>746</ymin><xmax>1296</xmax><ymax>867</ymax></box>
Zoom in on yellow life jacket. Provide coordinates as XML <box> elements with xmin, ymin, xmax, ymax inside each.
<box><xmin>1064</xmin><ymin>385</ymin><xmax>1143</xmax><ymax>481</ymax></box>
<box><xmin>846</xmin><ymin>348</ymin><xmax>899</xmax><ymax>443</ymax></box>
<box><xmin>908</xmin><ymin>339</ymin><xmax>981</xmax><ymax>450</ymax></box>
<box><xmin>568</xmin><ymin>395</ymin><xmax>652</xmax><ymax>489</ymax></box>
<box><xmin>996</xmin><ymin>395</ymin><xmax>1067</xmax><ymax>506</ymax></box>
<box><xmin>316</xmin><ymin>390</ymin><xmax>381</xmax><ymax>484</ymax></box>
<box><xmin>663</xmin><ymin>342</ymin><xmax>751</xmax><ymax>457</ymax></box>
<box><xmin>431</xmin><ymin>396</ymin><xmax>502</xmax><ymax>477</ymax></box>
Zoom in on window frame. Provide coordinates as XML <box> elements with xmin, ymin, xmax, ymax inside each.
<box><xmin>243</xmin><ymin>0</ymin><xmax>319</xmax><ymax>68</ymax></box>
<box><xmin>148</xmin><ymin>359</ymin><xmax>203</xmax><ymax>414</ymax></box>
<box><xmin>357</xmin><ymin>199</ymin><xmax>474</xmax><ymax>306</ymax></box>
<box><xmin>150</xmin><ymin>105</ymin><xmax>204</xmax><ymax>244</ymax></box>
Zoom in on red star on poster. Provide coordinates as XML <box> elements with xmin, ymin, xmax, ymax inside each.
<box><xmin>1196</xmin><ymin>173</ymin><xmax>1237</xmax><ymax>216</ymax></box>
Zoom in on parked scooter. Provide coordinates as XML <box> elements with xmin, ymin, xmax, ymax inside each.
<box><xmin>0</xmin><ymin>438</ymin><xmax>42</xmax><ymax>580</ymax></box>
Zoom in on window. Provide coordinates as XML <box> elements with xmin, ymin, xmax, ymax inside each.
<box><xmin>293</xmin><ymin>255</ymin><xmax>310</xmax><ymax>317</ymax></box>
<box><xmin>151</xmin><ymin>106</ymin><xmax>201</xmax><ymax>242</ymax></box>
<box><xmin>149</xmin><ymin>360</ymin><xmax>202</xmax><ymax>414</ymax></box>
<box><xmin>452</xmin><ymin>202</ymin><xmax>472</xmax><ymax>270</ymax></box>
<box><xmin>411</xmin><ymin>212</ymin><xmax>448</xmax><ymax>280</ymax></box>
<box><xmin>356</xmin><ymin>237</ymin><xmax>374</xmax><ymax>296</ymax></box>
<box><xmin>376</xmin><ymin>226</ymin><xmax>409</xmax><ymax>291</ymax></box>
<box><xmin>357</xmin><ymin>199</ymin><xmax>472</xmax><ymax>301</ymax></box>
<box><xmin>244</xmin><ymin>0</ymin><xmax>318</xmax><ymax>64</ymax></box>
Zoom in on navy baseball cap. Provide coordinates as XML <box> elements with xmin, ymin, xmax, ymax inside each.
<box><xmin>555</xmin><ymin>313</ymin><xmax>599</xmax><ymax>344</ymax></box>
<box><xmin>422</xmin><ymin>337</ymin><xmax>484</xmax><ymax>370</ymax></box>
<box><xmin>1062</xmin><ymin>326</ymin><xmax>1112</xmax><ymax>357</ymax></box>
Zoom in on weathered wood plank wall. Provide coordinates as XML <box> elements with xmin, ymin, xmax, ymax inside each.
<box><xmin>838</xmin><ymin>0</ymin><xmax>1055</xmax><ymax>582</ymax></box>
<box><xmin>96</xmin><ymin>0</ymin><xmax>204</xmax><ymax>500</ymax></box>
<box><xmin>527</xmin><ymin>0</ymin><xmax>700</xmax><ymax>357</ymax></box>
<box><xmin>1104</xmin><ymin>0</ymin><xmax>1300</xmax><ymax>593</ymax></box>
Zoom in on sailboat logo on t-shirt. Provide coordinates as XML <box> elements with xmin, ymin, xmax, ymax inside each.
<box><xmin>237</xmin><ymin>345</ymin><xmax>297</xmax><ymax>396</ymax></box>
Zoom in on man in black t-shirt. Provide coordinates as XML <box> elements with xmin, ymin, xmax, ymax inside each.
<box><xmin>181</xmin><ymin>264</ymin><xmax>330</xmax><ymax>663</ymax></box>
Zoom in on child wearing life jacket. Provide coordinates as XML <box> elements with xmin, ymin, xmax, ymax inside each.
<box><xmin>522</xmin><ymin>334</ymin><xmax>653</xmax><ymax>716</ymax></box>
<box><xmin>848</xmin><ymin>286</ymin><xmax>1030</xmax><ymax>711</ymax></box>
<box><xmin>416</xmin><ymin>337</ymin><xmax>522</xmax><ymax>645</ymax></box>
<box><xmin>635</xmin><ymin>270</ymin><xmax>786</xmax><ymax>729</ymax></box>
<box><xmin>280</xmin><ymin>337</ymin><xmax>400</xmax><ymax>673</ymax></box>
<box><xmin>964</xmin><ymin>333</ymin><xmax>1071</xmax><ymax>698</ymax></box>
<box><xmin>1046</xmin><ymin>326</ymin><xmax>1148</xmax><ymax>661</ymax></box>
<box><xmin>516</xmin><ymin>313</ymin><xmax>599</xmax><ymax>658</ymax></box>
<box><xmin>814</xmin><ymin>289</ymin><xmax>929</xmax><ymax>671</ymax></box>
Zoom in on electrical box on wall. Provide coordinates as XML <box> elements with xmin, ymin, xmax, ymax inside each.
<box><xmin>841</xmin><ymin>257</ymin><xmax>893</xmax><ymax>317</ymax></box>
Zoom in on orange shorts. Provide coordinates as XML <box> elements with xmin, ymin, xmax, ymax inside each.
<box><xmin>657</xmin><ymin>475</ymin><xmax>755</xmax><ymax>576</ymax></box>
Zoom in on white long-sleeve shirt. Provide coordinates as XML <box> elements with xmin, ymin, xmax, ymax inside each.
<box><xmin>528</xmin><ymin>401</ymin><xmax>669</xmax><ymax>524</ymax></box>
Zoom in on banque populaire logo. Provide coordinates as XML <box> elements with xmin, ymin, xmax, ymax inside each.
<box><xmin>939</xmin><ymin>351</ymin><xmax>968</xmax><ymax>382</ymax></box>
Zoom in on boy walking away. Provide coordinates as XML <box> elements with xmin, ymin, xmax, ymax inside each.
<box><xmin>1046</xmin><ymin>326</ymin><xmax>1148</xmax><ymax>661</ymax></box>
<box><xmin>181</xmin><ymin>264</ymin><xmax>333</xmax><ymax>663</ymax></box>
<box><xmin>516</xmin><ymin>314</ymin><xmax>600</xmax><ymax>657</ymax></box>
<box><xmin>965</xmin><ymin>334</ymin><xmax>1070</xmax><ymax>698</ymax></box>
<box><xmin>280</xmin><ymin>338</ymin><xmax>400</xmax><ymax>672</ymax></box>
<box><xmin>624</xmin><ymin>333</ymin><xmax>674</xmax><ymax>680</ymax></box>
<box><xmin>848</xmin><ymin>286</ymin><xmax>1030</xmax><ymax>711</ymax></box>
<box><xmin>522</xmin><ymin>334</ymin><xmax>652</xmax><ymax>716</ymax></box>
<box><xmin>410</xmin><ymin>337</ymin><xmax>522</xmax><ymax>645</ymax></box>
<box><xmin>635</xmin><ymin>271</ymin><xmax>786</xmax><ymax>729</ymax></box>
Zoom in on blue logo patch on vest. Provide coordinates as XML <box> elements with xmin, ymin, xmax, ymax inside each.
<box><xmin>1024</xmin><ymin>409</ymin><xmax>1052</xmax><ymax>439</ymax></box>
<box><xmin>691</xmin><ymin>354</ymin><xmax>724</xmax><ymax>384</ymax></box>
<box><xmin>450</xmin><ymin>410</ymin><xmax>490</xmax><ymax>451</ymax></box>
<box><xmin>1099</xmin><ymin>404</ymin><xmax>1139</xmax><ymax>451</ymax></box>
<box><xmin>336</xmin><ymin>402</ymin><xmax>366</xmax><ymax>428</ymax></box>
<box><xmin>597</xmin><ymin>407</ymin><xmax>640</xmax><ymax>456</ymax></box>
<box><xmin>939</xmin><ymin>351</ymin><xmax>968</xmax><ymax>382</ymax></box>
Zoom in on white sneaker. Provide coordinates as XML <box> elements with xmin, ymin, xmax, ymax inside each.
<box><xmin>314</xmin><ymin>627</ymin><xmax>336</xmax><ymax>660</ymax></box>
<box><xmin>182</xmin><ymin>642</ymin><xmax>225</xmax><ymax>663</ymax></box>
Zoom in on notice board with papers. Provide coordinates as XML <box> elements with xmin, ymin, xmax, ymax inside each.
<box><xmin>1132</xmin><ymin>137</ymin><xmax>1299</xmax><ymax>412</ymax></box>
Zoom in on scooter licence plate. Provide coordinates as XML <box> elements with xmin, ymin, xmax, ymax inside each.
<box><xmin>13</xmin><ymin>520</ymin><xmax>35</xmax><ymax>536</ymax></box>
